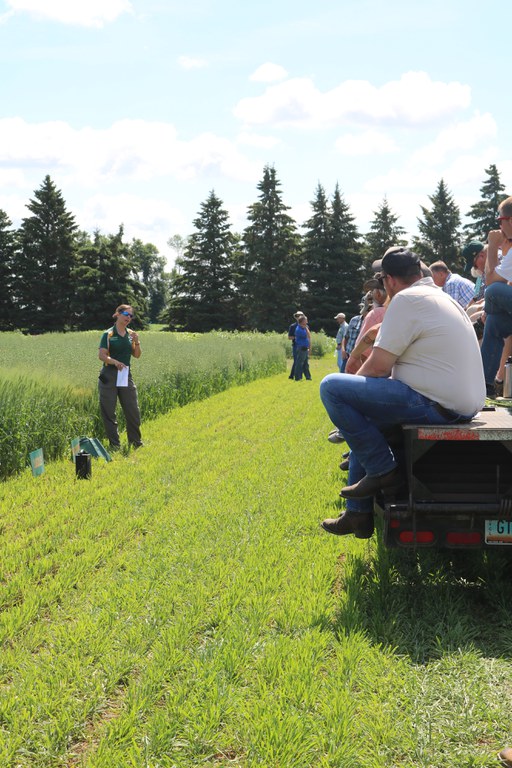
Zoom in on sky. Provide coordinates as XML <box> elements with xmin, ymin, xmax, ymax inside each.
<box><xmin>0</xmin><ymin>0</ymin><xmax>510</xmax><ymax>267</ymax></box>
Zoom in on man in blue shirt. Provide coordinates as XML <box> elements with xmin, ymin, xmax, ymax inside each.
<box><xmin>288</xmin><ymin>311</ymin><xmax>304</xmax><ymax>379</ymax></box>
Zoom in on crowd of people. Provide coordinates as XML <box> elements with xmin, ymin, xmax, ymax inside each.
<box><xmin>306</xmin><ymin>195</ymin><xmax>512</xmax><ymax>542</ymax></box>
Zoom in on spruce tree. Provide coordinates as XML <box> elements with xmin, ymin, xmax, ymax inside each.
<box><xmin>15</xmin><ymin>175</ymin><xmax>78</xmax><ymax>332</ymax></box>
<box><xmin>413</xmin><ymin>179</ymin><xmax>462</xmax><ymax>269</ymax></box>
<box><xmin>301</xmin><ymin>183</ymin><xmax>362</xmax><ymax>334</ymax></box>
<box><xmin>463</xmin><ymin>164</ymin><xmax>507</xmax><ymax>240</ymax></box>
<box><xmin>167</xmin><ymin>191</ymin><xmax>237</xmax><ymax>331</ymax></box>
<box><xmin>364</xmin><ymin>197</ymin><xmax>407</xmax><ymax>270</ymax></box>
<box><xmin>240</xmin><ymin>165</ymin><xmax>301</xmax><ymax>331</ymax></box>
<box><xmin>328</xmin><ymin>184</ymin><xmax>363</xmax><ymax>323</ymax></box>
<box><xmin>0</xmin><ymin>210</ymin><xmax>17</xmax><ymax>330</ymax></box>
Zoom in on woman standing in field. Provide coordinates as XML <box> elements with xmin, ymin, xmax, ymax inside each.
<box><xmin>98</xmin><ymin>304</ymin><xmax>143</xmax><ymax>450</ymax></box>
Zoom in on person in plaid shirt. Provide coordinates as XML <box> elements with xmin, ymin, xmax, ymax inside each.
<box><xmin>429</xmin><ymin>260</ymin><xmax>475</xmax><ymax>308</ymax></box>
<box><xmin>341</xmin><ymin>312</ymin><xmax>363</xmax><ymax>363</ymax></box>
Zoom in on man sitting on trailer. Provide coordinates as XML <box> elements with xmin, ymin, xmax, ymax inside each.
<box><xmin>319</xmin><ymin>246</ymin><xmax>486</xmax><ymax>539</ymax></box>
<box><xmin>480</xmin><ymin>196</ymin><xmax>512</xmax><ymax>397</ymax></box>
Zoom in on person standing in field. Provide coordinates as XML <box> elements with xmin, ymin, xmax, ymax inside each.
<box><xmin>294</xmin><ymin>314</ymin><xmax>312</xmax><ymax>380</ymax></box>
<box><xmin>288</xmin><ymin>310</ymin><xmax>305</xmax><ymax>379</ymax></box>
<box><xmin>98</xmin><ymin>304</ymin><xmax>143</xmax><ymax>450</ymax></box>
<box><xmin>334</xmin><ymin>313</ymin><xmax>348</xmax><ymax>371</ymax></box>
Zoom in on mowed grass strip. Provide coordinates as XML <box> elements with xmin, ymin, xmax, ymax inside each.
<box><xmin>0</xmin><ymin>358</ymin><xmax>512</xmax><ymax>767</ymax></box>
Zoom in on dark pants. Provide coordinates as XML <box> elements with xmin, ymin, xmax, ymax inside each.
<box><xmin>294</xmin><ymin>348</ymin><xmax>312</xmax><ymax>380</ymax></box>
<box><xmin>289</xmin><ymin>345</ymin><xmax>298</xmax><ymax>378</ymax></box>
<box><xmin>98</xmin><ymin>367</ymin><xmax>142</xmax><ymax>447</ymax></box>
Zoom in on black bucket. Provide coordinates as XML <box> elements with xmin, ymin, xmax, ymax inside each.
<box><xmin>75</xmin><ymin>450</ymin><xmax>92</xmax><ymax>479</ymax></box>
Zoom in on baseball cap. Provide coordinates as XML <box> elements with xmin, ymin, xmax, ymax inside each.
<box><xmin>461</xmin><ymin>241</ymin><xmax>485</xmax><ymax>274</ymax></box>
<box><xmin>380</xmin><ymin>246</ymin><xmax>422</xmax><ymax>278</ymax></box>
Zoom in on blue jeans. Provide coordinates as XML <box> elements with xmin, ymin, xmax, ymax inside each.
<box><xmin>320</xmin><ymin>373</ymin><xmax>474</xmax><ymax>514</ymax></box>
<box><xmin>294</xmin><ymin>348</ymin><xmax>311</xmax><ymax>380</ymax></box>
<box><xmin>289</xmin><ymin>345</ymin><xmax>298</xmax><ymax>378</ymax></box>
<box><xmin>481</xmin><ymin>282</ymin><xmax>512</xmax><ymax>385</ymax></box>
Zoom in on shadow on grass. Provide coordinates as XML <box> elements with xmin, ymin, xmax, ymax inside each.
<box><xmin>332</xmin><ymin>518</ymin><xmax>512</xmax><ymax>663</ymax></box>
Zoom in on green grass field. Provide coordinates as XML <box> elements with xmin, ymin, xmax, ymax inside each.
<box><xmin>1</xmin><ymin>330</ymin><xmax>333</xmax><ymax>479</ymax></box>
<box><xmin>1</xmin><ymin>358</ymin><xmax>512</xmax><ymax>767</ymax></box>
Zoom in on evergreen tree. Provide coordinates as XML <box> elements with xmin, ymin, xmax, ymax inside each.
<box><xmin>0</xmin><ymin>210</ymin><xmax>17</xmax><ymax>330</ymax></box>
<box><xmin>129</xmin><ymin>239</ymin><xmax>168</xmax><ymax>324</ymax></box>
<box><xmin>15</xmin><ymin>175</ymin><xmax>78</xmax><ymax>331</ymax></box>
<box><xmin>300</xmin><ymin>184</ymin><xmax>332</xmax><ymax>328</ymax></box>
<box><xmin>300</xmin><ymin>183</ymin><xmax>362</xmax><ymax>334</ymax></box>
<box><xmin>463</xmin><ymin>164</ymin><xmax>507</xmax><ymax>240</ymax></box>
<box><xmin>240</xmin><ymin>165</ymin><xmax>301</xmax><ymax>331</ymax></box>
<box><xmin>413</xmin><ymin>179</ymin><xmax>462</xmax><ymax>269</ymax></box>
<box><xmin>73</xmin><ymin>226</ymin><xmax>148</xmax><ymax>330</ymax></box>
<box><xmin>364</xmin><ymin>197</ymin><xmax>407</xmax><ymax>270</ymax></box>
<box><xmin>328</xmin><ymin>184</ymin><xmax>363</xmax><ymax>323</ymax></box>
<box><xmin>167</xmin><ymin>191</ymin><xmax>237</xmax><ymax>331</ymax></box>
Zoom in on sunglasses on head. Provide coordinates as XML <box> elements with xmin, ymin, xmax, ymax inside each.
<box><xmin>120</xmin><ymin>310</ymin><xmax>133</xmax><ymax>318</ymax></box>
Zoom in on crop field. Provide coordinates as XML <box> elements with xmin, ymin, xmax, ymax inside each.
<box><xmin>1</xmin><ymin>357</ymin><xmax>512</xmax><ymax>767</ymax></box>
<box><xmin>0</xmin><ymin>330</ymin><xmax>332</xmax><ymax>480</ymax></box>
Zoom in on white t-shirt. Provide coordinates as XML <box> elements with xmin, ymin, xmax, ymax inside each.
<box><xmin>495</xmin><ymin>247</ymin><xmax>512</xmax><ymax>281</ymax></box>
<box><xmin>374</xmin><ymin>277</ymin><xmax>486</xmax><ymax>416</ymax></box>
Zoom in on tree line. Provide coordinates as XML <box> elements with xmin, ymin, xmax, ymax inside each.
<box><xmin>0</xmin><ymin>164</ymin><xmax>506</xmax><ymax>337</ymax></box>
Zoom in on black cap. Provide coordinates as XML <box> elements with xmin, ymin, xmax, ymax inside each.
<box><xmin>381</xmin><ymin>246</ymin><xmax>422</xmax><ymax>278</ymax></box>
<box><xmin>461</xmin><ymin>241</ymin><xmax>485</xmax><ymax>274</ymax></box>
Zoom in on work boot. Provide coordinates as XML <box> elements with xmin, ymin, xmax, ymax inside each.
<box><xmin>321</xmin><ymin>511</ymin><xmax>374</xmax><ymax>538</ymax></box>
<box><xmin>339</xmin><ymin>458</ymin><xmax>350</xmax><ymax>471</ymax></box>
<box><xmin>499</xmin><ymin>747</ymin><xmax>512</xmax><ymax>767</ymax></box>
<box><xmin>341</xmin><ymin>467</ymin><xmax>403</xmax><ymax>499</ymax></box>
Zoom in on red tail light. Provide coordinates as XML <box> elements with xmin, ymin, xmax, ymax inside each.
<box><xmin>399</xmin><ymin>530</ymin><xmax>435</xmax><ymax>544</ymax></box>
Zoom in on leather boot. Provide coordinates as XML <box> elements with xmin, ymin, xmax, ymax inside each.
<box><xmin>321</xmin><ymin>511</ymin><xmax>374</xmax><ymax>538</ymax></box>
<box><xmin>341</xmin><ymin>467</ymin><xmax>403</xmax><ymax>499</ymax></box>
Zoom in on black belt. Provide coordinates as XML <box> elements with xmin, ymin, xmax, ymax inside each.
<box><xmin>298</xmin><ymin>346</ymin><xmax>309</xmax><ymax>350</ymax></box>
<box><xmin>434</xmin><ymin>402</ymin><xmax>472</xmax><ymax>424</ymax></box>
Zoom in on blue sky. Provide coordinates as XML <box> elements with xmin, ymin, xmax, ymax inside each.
<box><xmin>0</xmin><ymin>0</ymin><xmax>509</xmax><ymax>265</ymax></box>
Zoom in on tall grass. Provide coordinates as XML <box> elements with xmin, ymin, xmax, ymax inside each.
<box><xmin>0</xmin><ymin>330</ymin><xmax>332</xmax><ymax>480</ymax></box>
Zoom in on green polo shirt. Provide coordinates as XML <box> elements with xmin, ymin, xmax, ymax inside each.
<box><xmin>99</xmin><ymin>326</ymin><xmax>134</xmax><ymax>367</ymax></box>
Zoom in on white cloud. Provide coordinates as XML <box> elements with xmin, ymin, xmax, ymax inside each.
<box><xmin>249</xmin><ymin>62</ymin><xmax>288</xmax><ymax>83</ymax></box>
<box><xmin>4</xmin><ymin>0</ymin><xmax>132</xmax><ymax>27</ymax></box>
<box><xmin>178</xmin><ymin>55</ymin><xmax>208</xmax><ymax>71</ymax></box>
<box><xmin>80</xmin><ymin>193</ymin><xmax>186</xmax><ymax>260</ymax></box>
<box><xmin>234</xmin><ymin>71</ymin><xmax>471</xmax><ymax>129</ymax></box>
<box><xmin>0</xmin><ymin>117</ymin><xmax>260</xmax><ymax>185</ymax></box>
<box><xmin>237</xmin><ymin>131</ymin><xmax>280</xmax><ymax>149</ymax></box>
<box><xmin>411</xmin><ymin>112</ymin><xmax>497</xmax><ymax>166</ymax></box>
<box><xmin>335</xmin><ymin>129</ymin><xmax>398</xmax><ymax>156</ymax></box>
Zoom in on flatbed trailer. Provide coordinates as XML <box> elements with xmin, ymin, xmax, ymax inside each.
<box><xmin>375</xmin><ymin>406</ymin><xmax>512</xmax><ymax>548</ymax></box>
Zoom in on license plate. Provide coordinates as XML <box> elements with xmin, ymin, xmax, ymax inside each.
<box><xmin>485</xmin><ymin>519</ymin><xmax>512</xmax><ymax>545</ymax></box>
